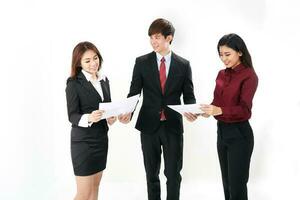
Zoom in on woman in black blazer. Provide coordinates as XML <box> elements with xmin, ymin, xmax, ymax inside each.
<box><xmin>66</xmin><ymin>41</ymin><xmax>116</xmax><ymax>200</ymax></box>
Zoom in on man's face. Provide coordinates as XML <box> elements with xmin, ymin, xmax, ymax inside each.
<box><xmin>150</xmin><ymin>33</ymin><xmax>172</xmax><ymax>54</ymax></box>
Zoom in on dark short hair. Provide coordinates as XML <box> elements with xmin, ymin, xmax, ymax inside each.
<box><xmin>148</xmin><ymin>18</ymin><xmax>175</xmax><ymax>44</ymax></box>
<box><xmin>217</xmin><ymin>33</ymin><xmax>253</xmax><ymax>68</ymax></box>
<box><xmin>70</xmin><ymin>41</ymin><xmax>103</xmax><ymax>78</ymax></box>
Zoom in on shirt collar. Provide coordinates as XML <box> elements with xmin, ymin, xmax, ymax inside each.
<box><xmin>156</xmin><ymin>51</ymin><xmax>172</xmax><ymax>63</ymax></box>
<box><xmin>225</xmin><ymin>63</ymin><xmax>246</xmax><ymax>73</ymax></box>
<box><xmin>81</xmin><ymin>69</ymin><xmax>106</xmax><ymax>82</ymax></box>
<box><xmin>233</xmin><ymin>63</ymin><xmax>246</xmax><ymax>72</ymax></box>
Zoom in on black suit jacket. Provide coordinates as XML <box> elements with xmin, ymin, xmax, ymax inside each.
<box><xmin>66</xmin><ymin>71</ymin><xmax>111</xmax><ymax>138</ymax></box>
<box><xmin>128</xmin><ymin>51</ymin><xmax>196</xmax><ymax>134</ymax></box>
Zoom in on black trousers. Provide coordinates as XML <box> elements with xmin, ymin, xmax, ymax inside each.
<box><xmin>141</xmin><ymin>122</ymin><xmax>183</xmax><ymax>200</ymax></box>
<box><xmin>217</xmin><ymin>120</ymin><xmax>254</xmax><ymax>200</ymax></box>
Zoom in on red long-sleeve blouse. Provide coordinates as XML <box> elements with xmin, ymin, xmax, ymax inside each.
<box><xmin>212</xmin><ymin>64</ymin><xmax>258</xmax><ymax>123</ymax></box>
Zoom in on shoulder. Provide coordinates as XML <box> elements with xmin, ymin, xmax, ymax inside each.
<box><xmin>135</xmin><ymin>52</ymin><xmax>155</xmax><ymax>63</ymax></box>
<box><xmin>215</xmin><ymin>69</ymin><xmax>226</xmax><ymax>79</ymax></box>
<box><xmin>243</xmin><ymin>67</ymin><xmax>258</xmax><ymax>80</ymax></box>
<box><xmin>218</xmin><ymin>69</ymin><xmax>226</xmax><ymax>75</ymax></box>
<box><xmin>172</xmin><ymin>52</ymin><xmax>190</xmax><ymax>66</ymax></box>
<box><xmin>66</xmin><ymin>76</ymin><xmax>80</xmax><ymax>92</ymax></box>
<box><xmin>66</xmin><ymin>76</ymin><xmax>76</xmax><ymax>85</ymax></box>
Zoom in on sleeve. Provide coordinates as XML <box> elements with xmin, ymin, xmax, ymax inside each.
<box><xmin>127</xmin><ymin>58</ymin><xmax>143</xmax><ymax>98</ymax></box>
<box><xmin>211</xmin><ymin>71</ymin><xmax>222</xmax><ymax>105</ymax></box>
<box><xmin>78</xmin><ymin>114</ymin><xmax>93</xmax><ymax>127</ymax></box>
<box><xmin>220</xmin><ymin>73</ymin><xmax>258</xmax><ymax>119</ymax></box>
<box><xmin>65</xmin><ymin>80</ymin><xmax>83</xmax><ymax>126</ymax></box>
<box><xmin>127</xmin><ymin>59</ymin><xmax>143</xmax><ymax>119</ymax></box>
<box><xmin>183</xmin><ymin>62</ymin><xmax>196</xmax><ymax>104</ymax></box>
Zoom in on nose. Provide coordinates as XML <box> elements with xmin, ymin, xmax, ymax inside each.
<box><xmin>150</xmin><ymin>38</ymin><xmax>156</xmax><ymax>45</ymax></box>
<box><xmin>221</xmin><ymin>56</ymin><xmax>227</xmax><ymax>62</ymax></box>
<box><xmin>91</xmin><ymin>60</ymin><xmax>97</xmax><ymax>66</ymax></box>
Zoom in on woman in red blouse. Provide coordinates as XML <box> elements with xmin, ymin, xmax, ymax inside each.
<box><xmin>201</xmin><ymin>33</ymin><xmax>258</xmax><ymax>200</ymax></box>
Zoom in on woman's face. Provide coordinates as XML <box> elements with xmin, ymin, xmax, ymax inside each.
<box><xmin>80</xmin><ymin>50</ymin><xmax>99</xmax><ymax>75</ymax></box>
<box><xmin>219</xmin><ymin>45</ymin><xmax>242</xmax><ymax>69</ymax></box>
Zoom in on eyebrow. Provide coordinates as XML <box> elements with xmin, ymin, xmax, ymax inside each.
<box><xmin>83</xmin><ymin>55</ymin><xmax>98</xmax><ymax>60</ymax></box>
<box><xmin>220</xmin><ymin>52</ymin><xmax>231</xmax><ymax>54</ymax></box>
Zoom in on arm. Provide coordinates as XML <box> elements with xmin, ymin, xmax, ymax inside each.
<box><xmin>182</xmin><ymin>62</ymin><xmax>198</xmax><ymax>121</ymax></box>
<box><xmin>66</xmin><ymin>80</ymin><xmax>82</xmax><ymax>126</ymax></box>
<box><xmin>201</xmin><ymin>73</ymin><xmax>258</xmax><ymax>119</ymax></box>
<box><xmin>219</xmin><ymin>74</ymin><xmax>258</xmax><ymax>119</ymax></box>
<box><xmin>119</xmin><ymin>59</ymin><xmax>143</xmax><ymax>123</ymax></box>
<box><xmin>66</xmin><ymin>80</ymin><xmax>103</xmax><ymax>126</ymax></box>
<box><xmin>183</xmin><ymin>62</ymin><xmax>196</xmax><ymax>104</ymax></box>
<box><xmin>128</xmin><ymin>59</ymin><xmax>143</xmax><ymax>98</ymax></box>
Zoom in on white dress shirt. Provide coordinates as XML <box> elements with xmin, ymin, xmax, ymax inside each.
<box><xmin>79</xmin><ymin>70</ymin><xmax>106</xmax><ymax>127</ymax></box>
<box><xmin>156</xmin><ymin>51</ymin><xmax>172</xmax><ymax>77</ymax></box>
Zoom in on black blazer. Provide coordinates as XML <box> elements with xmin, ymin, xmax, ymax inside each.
<box><xmin>66</xmin><ymin>71</ymin><xmax>111</xmax><ymax>136</ymax></box>
<box><xmin>128</xmin><ymin>51</ymin><xmax>196</xmax><ymax>134</ymax></box>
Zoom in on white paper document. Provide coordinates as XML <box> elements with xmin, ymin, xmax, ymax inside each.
<box><xmin>167</xmin><ymin>104</ymin><xmax>204</xmax><ymax>115</ymax></box>
<box><xmin>99</xmin><ymin>94</ymin><xmax>140</xmax><ymax>119</ymax></box>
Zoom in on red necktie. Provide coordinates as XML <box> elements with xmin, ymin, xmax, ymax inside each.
<box><xmin>159</xmin><ymin>57</ymin><xmax>166</xmax><ymax>120</ymax></box>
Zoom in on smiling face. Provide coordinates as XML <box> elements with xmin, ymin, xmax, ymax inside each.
<box><xmin>150</xmin><ymin>33</ymin><xmax>172</xmax><ymax>55</ymax></box>
<box><xmin>219</xmin><ymin>45</ymin><xmax>242</xmax><ymax>69</ymax></box>
<box><xmin>80</xmin><ymin>50</ymin><xmax>100</xmax><ymax>75</ymax></box>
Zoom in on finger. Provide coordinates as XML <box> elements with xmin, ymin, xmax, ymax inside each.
<box><xmin>200</xmin><ymin>107</ymin><xmax>208</xmax><ymax>112</ymax></box>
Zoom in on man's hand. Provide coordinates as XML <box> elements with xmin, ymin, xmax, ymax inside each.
<box><xmin>118</xmin><ymin>112</ymin><xmax>132</xmax><ymax>124</ymax></box>
<box><xmin>183</xmin><ymin>112</ymin><xmax>199</xmax><ymax>122</ymax></box>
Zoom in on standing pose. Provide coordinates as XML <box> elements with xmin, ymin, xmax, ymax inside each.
<box><xmin>201</xmin><ymin>33</ymin><xmax>258</xmax><ymax>200</ymax></box>
<box><xmin>66</xmin><ymin>41</ymin><xmax>116</xmax><ymax>200</ymax></box>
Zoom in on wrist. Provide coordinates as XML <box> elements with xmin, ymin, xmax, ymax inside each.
<box><xmin>217</xmin><ymin>107</ymin><xmax>222</xmax><ymax>115</ymax></box>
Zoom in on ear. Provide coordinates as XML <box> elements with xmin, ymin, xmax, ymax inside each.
<box><xmin>166</xmin><ymin>35</ymin><xmax>173</xmax><ymax>43</ymax></box>
<box><xmin>238</xmin><ymin>51</ymin><xmax>243</xmax><ymax>56</ymax></box>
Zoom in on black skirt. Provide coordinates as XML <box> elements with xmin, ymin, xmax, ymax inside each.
<box><xmin>70</xmin><ymin>126</ymin><xmax>108</xmax><ymax>176</ymax></box>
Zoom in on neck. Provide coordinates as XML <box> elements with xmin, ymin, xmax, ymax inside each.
<box><xmin>158</xmin><ymin>48</ymin><xmax>171</xmax><ymax>56</ymax></box>
<box><xmin>91</xmin><ymin>73</ymin><xmax>97</xmax><ymax>80</ymax></box>
<box><xmin>231</xmin><ymin>61</ymin><xmax>241</xmax><ymax>69</ymax></box>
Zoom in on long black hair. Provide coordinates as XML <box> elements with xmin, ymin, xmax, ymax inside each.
<box><xmin>217</xmin><ymin>33</ymin><xmax>253</xmax><ymax>68</ymax></box>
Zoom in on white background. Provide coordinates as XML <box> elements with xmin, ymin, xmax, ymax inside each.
<box><xmin>0</xmin><ymin>0</ymin><xmax>299</xmax><ymax>199</ymax></box>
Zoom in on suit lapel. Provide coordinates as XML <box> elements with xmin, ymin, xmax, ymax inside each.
<box><xmin>100</xmin><ymin>79</ymin><xmax>111</xmax><ymax>102</ymax></box>
<box><xmin>164</xmin><ymin>53</ymin><xmax>178</xmax><ymax>95</ymax></box>
<box><xmin>148</xmin><ymin>52</ymin><xmax>162</xmax><ymax>94</ymax></box>
<box><xmin>77</xmin><ymin>72</ymin><xmax>103</xmax><ymax>102</ymax></box>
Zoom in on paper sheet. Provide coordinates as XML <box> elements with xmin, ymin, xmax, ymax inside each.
<box><xmin>99</xmin><ymin>94</ymin><xmax>140</xmax><ymax>119</ymax></box>
<box><xmin>167</xmin><ymin>104</ymin><xmax>204</xmax><ymax>115</ymax></box>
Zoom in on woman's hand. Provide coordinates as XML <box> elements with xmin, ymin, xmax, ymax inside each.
<box><xmin>200</xmin><ymin>104</ymin><xmax>222</xmax><ymax>116</ymax></box>
<box><xmin>88</xmin><ymin>110</ymin><xmax>104</xmax><ymax>123</ymax></box>
<box><xmin>107</xmin><ymin>116</ymin><xmax>117</xmax><ymax>125</ymax></box>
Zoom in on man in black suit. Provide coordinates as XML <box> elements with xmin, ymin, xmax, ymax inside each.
<box><xmin>119</xmin><ymin>18</ymin><xmax>198</xmax><ymax>200</ymax></box>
